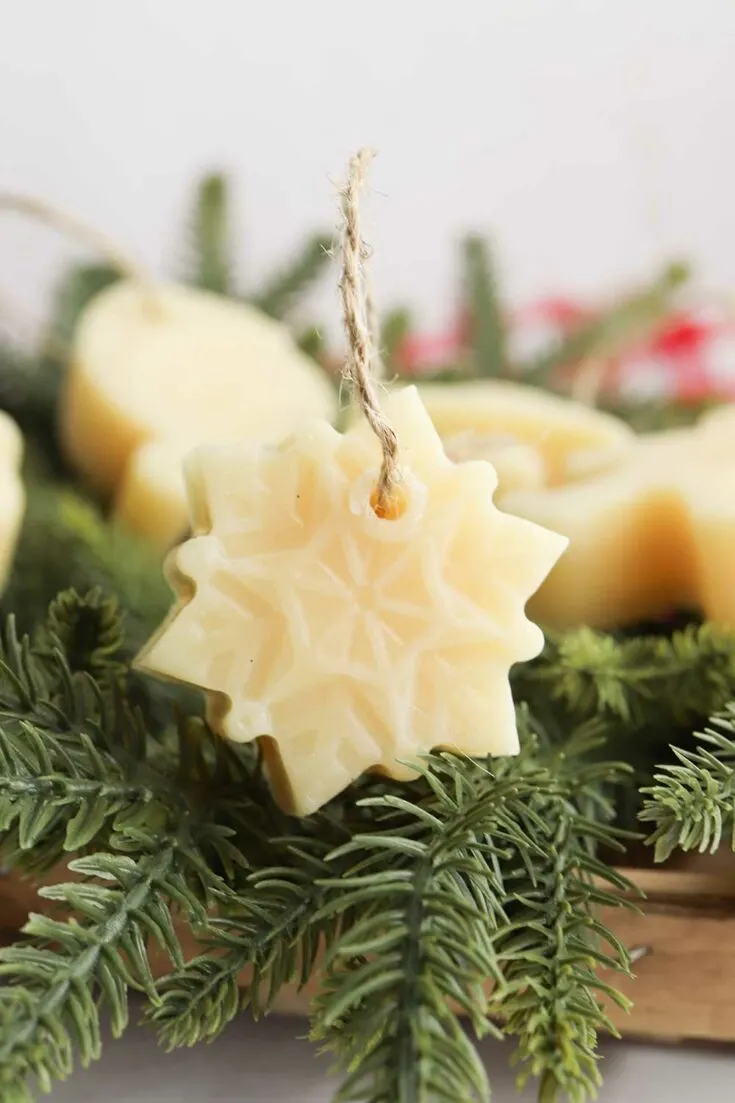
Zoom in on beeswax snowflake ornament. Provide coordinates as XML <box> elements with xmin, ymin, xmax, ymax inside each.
<box><xmin>137</xmin><ymin>387</ymin><xmax>567</xmax><ymax>814</ymax></box>
<box><xmin>137</xmin><ymin>148</ymin><xmax>567</xmax><ymax>814</ymax></box>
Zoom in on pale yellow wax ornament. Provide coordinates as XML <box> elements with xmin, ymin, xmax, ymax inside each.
<box><xmin>441</xmin><ymin>430</ymin><xmax>546</xmax><ymax>493</ymax></box>
<box><xmin>60</xmin><ymin>280</ymin><xmax>337</xmax><ymax>547</ymax></box>
<box><xmin>503</xmin><ymin>403</ymin><xmax>735</xmax><ymax>629</ymax></box>
<box><xmin>416</xmin><ymin>379</ymin><xmax>635</xmax><ymax>488</ymax></box>
<box><xmin>0</xmin><ymin>411</ymin><xmax>25</xmax><ymax>589</ymax></box>
<box><xmin>136</xmin><ymin>386</ymin><xmax>567</xmax><ymax>815</ymax></box>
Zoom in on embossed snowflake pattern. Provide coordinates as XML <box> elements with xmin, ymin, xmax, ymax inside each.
<box><xmin>137</xmin><ymin>387</ymin><xmax>567</xmax><ymax>814</ymax></box>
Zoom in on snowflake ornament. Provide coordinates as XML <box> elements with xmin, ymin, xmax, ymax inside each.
<box><xmin>137</xmin><ymin>387</ymin><xmax>567</xmax><ymax>815</ymax></box>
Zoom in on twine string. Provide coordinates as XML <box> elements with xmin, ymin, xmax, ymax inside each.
<box><xmin>0</xmin><ymin>193</ymin><xmax>159</xmax><ymax>314</ymax></box>
<box><xmin>338</xmin><ymin>149</ymin><xmax>398</xmax><ymax>512</ymax></box>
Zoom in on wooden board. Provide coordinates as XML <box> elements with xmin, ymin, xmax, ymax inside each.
<box><xmin>1</xmin><ymin>862</ymin><xmax>735</xmax><ymax>1042</ymax></box>
<box><xmin>599</xmin><ymin>867</ymin><xmax>735</xmax><ymax>1042</ymax></box>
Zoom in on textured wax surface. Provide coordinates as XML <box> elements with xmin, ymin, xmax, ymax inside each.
<box><xmin>504</xmin><ymin>403</ymin><xmax>735</xmax><ymax>629</ymax></box>
<box><xmin>442</xmin><ymin>431</ymin><xmax>547</xmax><ymax>493</ymax></box>
<box><xmin>59</xmin><ymin>280</ymin><xmax>337</xmax><ymax>546</ymax></box>
<box><xmin>137</xmin><ymin>387</ymin><xmax>567</xmax><ymax>814</ymax></box>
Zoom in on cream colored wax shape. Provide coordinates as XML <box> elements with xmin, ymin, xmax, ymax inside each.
<box><xmin>502</xmin><ymin>406</ymin><xmax>735</xmax><ymax>630</ymax></box>
<box><xmin>416</xmin><ymin>379</ymin><xmax>635</xmax><ymax>488</ymax></box>
<box><xmin>0</xmin><ymin>412</ymin><xmax>25</xmax><ymax>588</ymax></box>
<box><xmin>137</xmin><ymin>386</ymin><xmax>567</xmax><ymax>816</ymax></box>
<box><xmin>60</xmin><ymin>280</ymin><xmax>338</xmax><ymax>547</ymax></box>
<box><xmin>441</xmin><ymin>431</ymin><xmax>546</xmax><ymax>493</ymax></box>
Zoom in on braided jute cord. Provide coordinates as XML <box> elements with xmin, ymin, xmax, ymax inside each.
<box><xmin>338</xmin><ymin>149</ymin><xmax>399</xmax><ymax>514</ymax></box>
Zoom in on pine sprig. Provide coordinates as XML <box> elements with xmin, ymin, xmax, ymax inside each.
<box><xmin>515</xmin><ymin>623</ymin><xmax>735</xmax><ymax>730</ymax></box>
<box><xmin>308</xmin><ymin>747</ymin><xmax>629</xmax><ymax>1103</ymax></box>
<box><xmin>640</xmin><ymin>705</ymin><xmax>735</xmax><ymax>861</ymax></box>
<box><xmin>0</xmin><ymin>842</ymin><xmax>190</xmax><ymax>1100</ymax></box>
<box><xmin>493</xmin><ymin>765</ymin><xmax>635</xmax><ymax>1103</ymax></box>
<box><xmin>0</xmin><ymin>599</ymin><xmax>262</xmax><ymax>1096</ymax></box>
<box><xmin>252</xmin><ymin>235</ymin><xmax>333</xmax><ymax>320</ymax></box>
<box><xmin>184</xmin><ymin>173</ymin><xmax>233</xmax><ymax>296</ymax></box>
<box><xmin>150</xmin><ymin>834</ymin><xmax>337</xmax><ymax>1046</ymax></box>
<box><xmin>463</xmin><ymin>235</ymin><xmax>507</xmax><ymax>378</ymax></box>
<box><xmin>40</xmin><ymin>588</ymin><xmax>125</xmax><ymax>680</ymax></box>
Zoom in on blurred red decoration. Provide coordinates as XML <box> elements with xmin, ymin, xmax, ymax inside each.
<box><xmin>395</xmin><ymin>297</ymin><xmax>735</xmax><ymax>403</ymax></box>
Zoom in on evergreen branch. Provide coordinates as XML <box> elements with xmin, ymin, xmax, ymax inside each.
<box><xmin>0</xmin><ymin>843</ymin><xmax>184</xmax><ymax>1098</ymax></box>
<box><xmin>310</xmin><ymin>754</ymin><xmax>547</xmax><ymax>1103</ymax></box>
<box><xmin>492</xmin><ymin>757</ymin><xmax>636</xmax><ymax>1103</ymax></box>
<box><xmin>0</xmin><ymin>600</ymin><xmax>243</xmax><ymax>874</ymax></box>
<box><xmin>149</xmin><ymin>824</ymin><xmax>342</xmax><ymax>1047</ymax></box>
<box><xmin>463</xmin><ymin>235</ymin><xmax>506</xmax><ymax>378</ymax></box>
<box><xmin>515</xmin><ymin>623</ymin><xmax>735</xmax><ymax>730</ymax></box>
<box><xmin>0</xmin><ymin>720</ymin><xmax>157</xmax><ymax>861</ymax></box>
<box><xmin>252</xmin><ymin>234</ymin><xmax>333</xmax><ymax>320</ymax></box>
<box><xmin>640</xmin><ymin>705</ymin><xmax>735</xmax><ymax>861</ymax></box>
<box><xmin>40</xmin><ymin>588</ymin><xmax>125</xmax><ymax>680</ymax></box>
<box><xmin>184</xmin><ymin>173</ymin><xmax>232</xmax><ymax>296</ymax></box>
<box><xmin>521</xmin><ymin>261</ymin><xmax>690</xmax><ymax>384</ymax></box>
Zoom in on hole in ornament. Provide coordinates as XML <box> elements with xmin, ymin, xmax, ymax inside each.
<box><xmin>370</xmin><ymin>483</ymin><xmax>408</xmax><ymax>520</ymax></box>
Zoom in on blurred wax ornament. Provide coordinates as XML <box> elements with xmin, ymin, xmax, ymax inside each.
<box><xmin>504</xmin><ymin>402</ymin><xmax>735</xmax><ymax>629</ymax></box>
<box><xmin>0</xmin><ymin>411</ymin><xmax>25</xmax><ymax>590</ymax></box>
<box><xmin>60</xmin><ymin>281</ymin><xmax>337</xmax><ymax>546</ymax></box>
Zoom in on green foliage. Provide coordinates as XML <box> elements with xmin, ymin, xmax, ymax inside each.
<box><xmin>0</xmin><ymin>595</ymin><xmax>257</xmax><ymax>1097</ymax></box>
<box><xmin>0</xmin><ymin>591</ymin><xmax>636</xmax><ymax>1102</ymax></box>
<box><xmin>463</xmin><ymin>235</ymin><xmax>507</xmax><ymax>378</ymax></box>
<box><xmin>252</xmin><ymin>234</ymin><xmax>333</xmax><ymax>320</ymax></box>
<box><xmin>151</xmin><ymin>830</ymin><xmax>339</xmax><ymax>1045</ymax></box>
<box><xmin>310</xmin><ymin>762</ymin><xmax>522</xmax><ymax>1103</ymax></box>
<box><xmin>641</xmin><ymin>705</ymin><xmax>735</xmax><ymax>861</ymax></box>
<box><xmin>0</xmin><ymin>343</ymin><xmax>58</xmax><ymax>446</ymax></box>
<box><xmin>0</xmin><ymin>847</ymin><xmax>183</xmax><ymax>1102</ymax></box>
<box><xmin>600</xmin><ymin>397</ymin><xmax>716</xmax><ymax>434</ymax></box>
<box><xmin>491</xmin><ymin>742</ymin><xmax>636</xmax><ymax>1103</ymax></box>
<box><xmin>181</xmin><ymin>172</ymin><xmax>333</xmax><ymax>322</ymax></box>
<box><xmin>40</xmin><ymin>588</ymin><xmax>125</xmax><ymax>679</ymax></box>
<box><xmin>515</xmin><ymin>623</ymin><xmax>735</xmax><ymax>731</ymax></box>
<box><xmin>0</xmin><ymin>600</ymin><xmax>156</xmax><ymax>872</ymax></box>
<box><xmin>184</xmin><ymin>173</ymin><xmax>233</xmax><ymax>296</ymax></box>
<box><xmin>2</xmin><ymin>479</ymin><xmax>171</xmax><ymax>653</ymax></box>
<box><xmin>521</xmin><ymin>261</ymin><xmax>690</xmax><ymax>385</ymax></box>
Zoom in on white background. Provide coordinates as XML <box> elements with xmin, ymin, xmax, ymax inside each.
<box><xmin>2</xmin><ymin>0</ymin><xmax>735</xmax><ymax>343</ymax></box>
<box><xmin>49</xmin><ymin>1008</ymin><xmax>735</xmax><ymax>1101</ymax></box>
